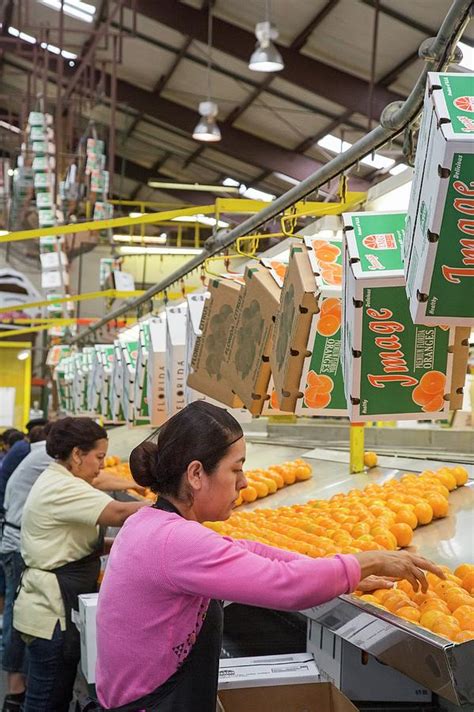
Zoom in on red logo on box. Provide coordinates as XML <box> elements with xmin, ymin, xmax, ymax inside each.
<box><xmin>362</xmin><ymin>233</ymin><xmax>396</xmax><ymax>250</ymax></box>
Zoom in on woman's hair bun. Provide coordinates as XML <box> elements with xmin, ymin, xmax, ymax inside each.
<box><xmin>129</xmin><ymin>441</ymin><xmax>159</xmax><ymax>488</ymax></box>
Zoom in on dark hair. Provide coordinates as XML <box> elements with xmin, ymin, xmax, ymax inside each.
<box><xmin>46</xmin><ymin>417</ymin><xmax>108</xmax><ymax>460</ymax></box>
<box><xmin>130</xmin><ymin>402</ymin><xmax>243</xmax><ymax>497</ymax></box>
<box><xmin>26</xmin><ymin>417</ymin><xmax>48</xmax><ymax>433</ymax></box>
<box><xmin>4</xmin><ymin>429</ymin><xmax>25</xmax><ymax>447</ymax></box>
<box><xmin>28</xmin><ymin>425</ymin><xmax>47</xmax><ymax>444</ymax></box>
<box><xmin>1</xmin><ymin>429</ymin><xmax>17</xmax><ymax>445</ymax></box>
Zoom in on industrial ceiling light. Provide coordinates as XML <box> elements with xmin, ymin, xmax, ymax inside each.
<box><xmin>17</xmin><ymin>349</ymin><xmax>30</xmax><ymax>361</ymax></box>
<box><xmin>37</xmin><ymin>0</ymin><xmax>96</xmax><ymax>24</ymax></box>
<box><xmin>249</xmin><ymin>1</ymin><xmax>284</xmax><ymax>72</ymax></box>
<box><xmin>146</xmin><ymin>181</ymin><xmax>238</xmax><ymax>193</ymax></box>
<box><xmin>193</xmin><ymin>6</ymin><xmax>221</xmax><ymax>142</ymax></box>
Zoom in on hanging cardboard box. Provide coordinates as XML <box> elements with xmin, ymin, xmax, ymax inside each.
<box><xmin>147</xmin><ymin>315</ymin><xmax>167</xmax><ymax>427</ymax></box>
<box><xmin>110</xmin><ymin>340</ymin><xmax>126</xmax><ymax>424</ymax></box>
<box><xmin>121</xmin><ymin>339</ymin><xmax>139</xmax><ymax>427</ymax></box>
<box><xmin>449</xmin><ymin>326</ymin><xmax>470</xmax><ymax>411</ymax></box>
<box><xmin>342</xmin><ymin>211</ymin><xmax>453</xmax><ymax>422</ymax></box>
<box><xmin>223</xmin><ymin>264</ymin><xmax>281</xmax><ymax>415</ymax></box>
<box><xmin>134</xmin><ymin>321</ymin><xmax>151</xmax><ymax>423</ymax></box>
<box><xmin>188</xmin><ymin>278</ymin><xmax>244</xmax><ymax>409</ymax></box>
<box><xmin>270</xmin><ymin>244</ymin><xmax>318</xmax><ymax>412</ymax></box>
<box><xmin>405</xmin><ymin>72</ymin><xmax>474</xmax><ymax>326</ymax></box>
<box><xmin>165</xmin><ymin>304</ymin><xmax>187</xmax><ymax>417</ymax></box>
<box><xmin>296</xmin><ymin>236</ymin><xmax>347</xmax><ymax>417</ymax></box>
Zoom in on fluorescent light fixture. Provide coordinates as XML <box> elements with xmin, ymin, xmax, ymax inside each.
<box><xmin>37</xmin><ymin>0</ymin><xmax>96</xmax><ymax>23</ymax></box>
<box><xmin>0</xmin><ymin>230</ymin><xmax>9</xmax><ymax>236</ymax></box>
<box><xmin>389</xmin><ymin>163</ymin><xmax>409</xmax><ymax>176</ymax></box>
<box><xmin>147</xmin><ymin>180</ymin><xmax>237</xmax><ymax>193</ymax></box>
<box><xmin>129</xmin><ymin>212</ymin><xmax>144</xmax><ymax>218</ymax></box>
<box><xmin>458</xmin><ymin>41</ymin><xmax>474</xmax><ymax>70</ymax></box>
<box><xmin>40</xmin><ymin>41</ymin><xmax>77</xmax><ymax>58</ymax></box>
<box><xmin>223</xmin><ymin>177</ymin><xmax>240</xmax><ymax>187</ymax></box>
<box><xmin>171</xmin><ymin>214</ymin><xmax>230</xmax><ymax>228</ymax></box>
<box><xmin>239</xmin><ymin>185</ymin><xmax>275</xmax><ymax>201</ymax></box>
<box><xmin>273</xmin><ymin>172</ymin><xmax>299</xmax><ymax>186</ymax></box>
<box><xmin>317</xmin><ymin>133</ymin><xmax>394</xmax><ymax>170</ymax></box>
<box><xmin>192</xmin><ymin>101</ymin><xmax>221</xmax><ymax>143</ymax></box>
<box><xmin>17</xmin><ymin>349</ymin><xmax>30</xmax><ymax>361</ymax></box>
<box><xmin>0</xmin><ymin>120</ymin><xmax>20</xmax><ymax>134</ymax></box>
<box><xmin>8</xmin><ymin>26</ymin><xmax>36</xmax><ymax>43</ymax></box>
<box><xmin>249</xmin><ymin>21</ymin><xmax>284</xmax><ymax>72</ymax></box>
<box><xmin>118</xmin><ymin>246</ymin><xmax>202</xmax><ymax>256</ymax></box>
<box><xmin>112</xmin><ymin>234</ymin><xmax>167</xmax><ymax>244</ymax></box>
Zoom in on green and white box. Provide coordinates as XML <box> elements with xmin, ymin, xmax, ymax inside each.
<box><xmin>185</xmin><ymin>292</ymin><xmax>210</xmax><ymax>406</ymax></box>
<box><xmin>121</xmin><ymin>339</ymin><xmax>139</xmax><ymax>426</ymax></box>
<box><xmin>342</xmin><ymin>211</ymin><xmax>453</xmax><ymax>422</ymax></box>
<box><xmin>405</xmin><ymin>72</ymin><xmax>474</xmax><ymax>326</ymax></box>
<box><xmin>165</xmin><ymin>304</ymin><xmax>187</xmax><ymax>417</ymax></box>
<box><xmin>110</xmin><ymin>340</ymin><xmax>126</xmax><ymax>423</ymax></box>
<box><xmin>303</xmin><ymin>235</ymin><xmax>343</xmax><ymax>296</ymax></box>
<box><xmin>98</xmin><ymin>346</ymin><xmax>115</xmax><ymax>422</ymax></box>
<box><xmin>147</xmin><ymin>315</ymin><xmax>167</xmax><ymax>427</ymax></box>
<box><xmin>134</xmin><ymin>321</ymin><xmax>151</xmax><ymax>422</ymax></box>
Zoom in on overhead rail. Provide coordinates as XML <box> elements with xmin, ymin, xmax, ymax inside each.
<box><xmin>66</xmin><ymin>0</ymin><xmax>471</xmax><ymax>345</ymax></box>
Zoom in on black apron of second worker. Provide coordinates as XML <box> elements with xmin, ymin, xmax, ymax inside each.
<box><xmin>99</xmin><ymin>497</ymin><xmax>224</xmax><ymax>712</ymax></box>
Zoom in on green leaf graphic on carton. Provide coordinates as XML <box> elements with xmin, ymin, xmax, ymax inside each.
<box><xmin>205</xmin><ymin>303</ymin><xmax>233</xmax><ymax>380</ymax></box>
<box><xmin>275</xmin><ymin>284</ymin><xmax>296</xmax><ymax>369</ymax></box>
<box><xmin>419</xmin><ymin>201</ymin><xmax>428</xmax><ymax>236</ymax></box>
<box><xmin>235</xmin><ymin>300</ymin><xmax>264</xmax><ymax>378</ymax></box>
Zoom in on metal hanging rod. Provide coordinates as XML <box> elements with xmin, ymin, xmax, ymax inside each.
<box><xmin>70</xmin><ymin>0</ymin><xmax>472</xmax><ymax>346</ymax></box>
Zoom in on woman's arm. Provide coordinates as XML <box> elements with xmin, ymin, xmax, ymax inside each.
<box><xmin>226</xmin><ymin>537</ymin><xmax>303</xmax><ymax>563</ymax></box>
<box><xmin>92</xmin><ymin>472</ymin><xmax>147</xmax><ymax>495</ymax></box>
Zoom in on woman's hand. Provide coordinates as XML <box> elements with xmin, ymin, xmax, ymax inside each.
<box><xmin>357</xmin><ymin>575</ymin><xmax>395</xmax><ymax>593</ymax></box>
<box><xmin>354</xmin><ymin>550</ymin><xmax>445</xmax><ymax>593</ymax></box>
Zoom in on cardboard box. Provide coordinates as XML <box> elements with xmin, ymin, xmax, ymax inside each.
<box><xmin>342</xmin><ymin>211</ymin><xmax>453</xmax><ymax>421</ymax></box>
<box><xmin>97</xmin><ymin>345</ymin><xmax>114</xmax><ymax>422</ymax></box>
<box><xmin>147</xmin><ymin>315</ymin><xmax>167</xmax><ymax>427</ymax></box>
<box><xmin>307</xmin><ymin>619</ymin><xmax>432</xmax><ymax>703</ymax></box>
<box><xmin>165</xmin><ymin>304</ymin><xmax>187</xmax><ymax>417</ymax></box>
<box><xmin>218</xmin><ymin>682</ymin><xmax>357</xmax><ymax>712</ymax></box>
<box><xmin>121</xmin><ymin>339</ymin><xmax>139</xmax><ymax>426</ymax></box>
<box><xmin>110</xmin><ymin>340</ymin><xmax>126</xmax><ymax>423</ymax></box>
<box><xmin>218</xmin><ymin>653</ymin><xmax>319</xmax><ymax>690</ymax></box>
<box><xmin>185</xmin><ymin>292</ymin><xmax>211</xmax><ymax>406</ymax></box>
<box><xmin>270</xmin><ymin>245</ymin><xmax>318</xmax><ymax>412</ymax></box>
<box><xmin>76</xmin><ymin>593</ymin><xmax>98</xmax><ymax>684</ymax></box>
<box><xmin>405</xmin><ymin>72</ymin><xmax>474</xmax><ymax>326</ymax></box>
<box><xmin>260</xmin><ymin>257</ymin><xmax>288</xmax><ymax>288</ymax></box>
<box><xmin>188</xmin><ymin>278</ymin><xmax>244</xmax><ymax>409</ymax></box>
<box><xmin>295</xmin><ymin>237</ymin><xmax>348</xmax><ymax>417</ymax></box>
<box><xmin>134</xmin><ymin>321</ymin><xmax>151</xmax><ymax>423</ymax></box>
<box><xmin>450</xmin><ymin>326</ymin><xmax>470</xmax><ymax>410</ymax></box>
<box><xmin>223</xmin><ymin>265</ymin><xmax>281</xmax><ymax>415</ymax></box>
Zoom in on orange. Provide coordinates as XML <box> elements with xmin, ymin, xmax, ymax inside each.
<box><xmin>396</xmin><ymin>580</ymin><xmax>415</xmax><ymax>597</ymax></box>
<box><xmin>420</xmin><ymin>600</ymin><xmax>450</xmax><ymax>615</ymax></box>
<box><xmin>352</xmin><ymin>522</ymin><xmax>371</xmax><ymax>538</ymax></box>
<box><xmin>454</xmin><ymin>564</ymin><xmax>474</xmax><ymax>580</ymax></box>
<box><xmin>312</xmin><ymin>239</ymin><xmax>329</xmax><ymax>251</ymax></box>
<box><xmin>452</xmin><ymin>605</ymin><xmax>474</xmax><ymax>630</ymax></box>
<box><xmin>390</xmin><ymin>523</ymin><xmax>413</xmax><ymax>548</ymax></box>
<box><xmin>374</xmin><ymin>532</ymin><xmax>398</xmax><ymax>551</ymax></box>
<box><xmin>419</xmin><ymin>370</ymin><xmax>446</xmax><ymax>394</ymax></box>
<box><xmin>426</xmin><ymin>493</ymin><xmax>449</xmax><ymax>518</ymax></box>
<box><xmin>320</xmin><ymin>298</ymin><xmax>342</xmax><ymax>319</ymax></box>
<box><xmin>431</xmin><ymin>619</ymin><xmax>461</xmax><ymax>641</ymax></box>
<box><xmin>411</xmin><ymin>385</ymin><xmax>433</xmax><ymax>407</ymax></box>
<box><xmin>397</xmin><ymin>606</ymin><xmax>421</xmax><ymax>623</ymax></box>
<box><xmin>372</xmin><ymin>589</ymin><xmax>393</xmax><ymax>603</ymax></box>
<box><xmin>435</xmin><ymin>470</ymin><xmax>457</xmax><ymax>492</ymax></box>
<box><xmin>241</xmin><ymin>486</ymin><xmax>258</xmax><ymax>503</ymax></box>
<box><xmin>446</xmin><ymin>591</ymin><xmax>474</xmax><ymax>613</ymax></box>
<box><xmin>423</xmin><ymin>393</ymin><xmax>446</xmax><ymax>412</ymax></box>
<box><xmin>461</xmin><ymin>572</ymin><xmax>474</xmax><ymax>592</ymax></box>
<box><xmin>451</xmin><ymin>466</ymin><xmax>469</xmax><ymax>486</ymax></box>
<box><xmin>414</xmin><ymin>501</ymin><xmax>433</xmax><ymax>525</ymax></box>
<box><xmin>420</xmin><ymin>610</ymin><xmax>442</xmax><ymax>630</ymax></box>
<box><xmin>364</xmin><ymin>452</ymin><xmax>378</xmax><ymax>469</ymax></box>
<box><xmin>455</xmin><ymin>630</ymin><xmax>474</xmax><ymax>643</ymax></box>
<box><xmin>395</xmin><ymin>508</ymin><xmax>418</xmax><ymax>529</ymax></box>
<box><xmin>434</xmin><ymin>580</ymin><xmax>459</xmax><ymax>599</ymax></box>
<box><xmin>315</xmin><ymin>245</ymin><xmax>341</xmax><ymax>263</ymax></box>
<box><xmin>383</xmin><ymin>592</ymin><xmax>410</xmax><ymax>612</ymax></box>
<box><xmin>359</xmin><ymin>594</ymin><xmax>379</xmax><ymax>605</ymax></box>
<box><xmin>317</xmin><ymin>314</ymin><xmax>340</xmax><ymax>337</ymax></box>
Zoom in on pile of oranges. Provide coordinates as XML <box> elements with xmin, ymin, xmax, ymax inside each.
<box><xmin>353</xmin><ymin>563</ymin><xmax>474</xmax><ymax>644</ymax></box>
<box><xmin>236</xmin><ymin>459</ymin><xmax>312</xmax><ymax>506</ymax></box>
<box><xmin>102</xmin><ymin>458</ymin><xmax>156</xmax><ymax>501</ymax></box>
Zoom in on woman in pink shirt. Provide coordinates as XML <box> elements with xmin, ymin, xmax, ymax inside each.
<box><xmin>96</xmin><ymin>402</ymin><xmax>443</xmax><ymax>711</ymax></box>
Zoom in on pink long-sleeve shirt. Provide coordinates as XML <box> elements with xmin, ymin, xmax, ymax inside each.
<box><xmin>96</xmin><ymin>507</ymin><xmax>361</xmax><ymax>708</ymax></box>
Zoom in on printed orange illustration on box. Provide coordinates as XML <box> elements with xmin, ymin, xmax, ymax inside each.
<box><xmin>304</xmin><ymin>235</ymin><xmax>343</xmax><ymax>295</ymax></box>
<box><xmin>342</xmin><ymin>210</ymin><xmax>453</xmax><ymax>421</ymax></box>
<box><xmin>405</xmin><ymin>72</ymin><xmax>474</xmax><ymax>326</ymax></box>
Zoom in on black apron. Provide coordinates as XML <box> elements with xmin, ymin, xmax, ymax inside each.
<box><xmin>103</xmin><ymin>498</ymin><xmax>224</xmax><ymax>712</ymax></box>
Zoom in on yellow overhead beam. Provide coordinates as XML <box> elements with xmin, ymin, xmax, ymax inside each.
<box><xmin>0</xmin><ymin>289</ymin><xmax>147</xmax><ymax>314</ymax></box>
<box><xmin>0</xmin><ymin>319</ymin><xmax>77</xmax><ymax>339</ymax></box>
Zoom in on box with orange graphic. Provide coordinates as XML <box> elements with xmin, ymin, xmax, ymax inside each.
<box><xmin>270</xmin><ymin>244</ymin><xmax>318</xmax><ymax>412</ymax></box>
<box><xmin>405</xmin><ymin>72</ymin><xmax>474</xmax><ymax>327</ymax></box>
<box><xmin>303</xmin><ymin>235</ymin><xmax>343</xmax><ymax>295</ymax></box>
<box><xmin>223</xmin><ymin>264</ymin><xmax>281</xmax><ymax>415</ymax></box>
<box><xmin>342</xmin><ymin>211</ymin><xmax>454</xmax><ymax>421</ymax></box>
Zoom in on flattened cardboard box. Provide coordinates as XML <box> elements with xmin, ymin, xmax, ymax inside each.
<box><xmin>342</xmin><ymin>211</ymin><xmax>454</xmax><ymax>422</ymax></box>
<box><xmin>188</xmin><ymin>279</ymin><xmax>244</xmax><ymax>409</ymax></box>
<box><xmin>298</xmin><ymin>237</ymin><xmax>347</xmax><ymax>416</ymax></box>
<box><xmin>270</xmin><ymin>244</ymin><xmax>318</xmax><ymax>412</ymax></box>
<box><xmin>147</xmin><ymin>316</ymin><xmax>167</xmax><ymax>427</ymax></box>
<box><xmin>165</xmin><ymin>304</ymin><xmax>187</xmax><ymax>417</ymax></box>
<box><xmin>223</xmin><ymin>264</ymin><xmax>281</xmax><ymax>415</ymax></box>
<box><xmin>405</xmin><ymin>72</ymin><xmax>474</xmax><ymax>326</ymax></box>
